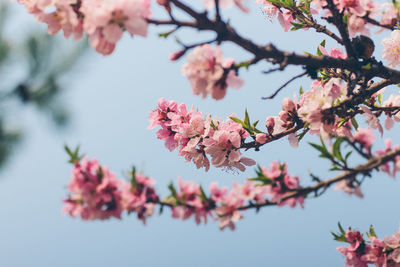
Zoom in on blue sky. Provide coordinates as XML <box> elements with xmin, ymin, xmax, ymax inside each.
<box><xmin>1</xmin><ymin>1</ymin><xmax>400</xmax><ymax>266</ymax></box>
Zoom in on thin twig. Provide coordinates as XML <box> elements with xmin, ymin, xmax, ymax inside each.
<box><xmin>262</xmin><ymin>71</ymin><xmax>307</xmax><ymax>100</ymax></box>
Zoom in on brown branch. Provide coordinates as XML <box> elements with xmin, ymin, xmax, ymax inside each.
<box><xmin>344</xmin><ymin>138</ymin><xmax>371</xmax><ymax>160</ymax></box>
<box><xmin>363</xmin><ymin>15</ymin><xmax>395</xmax><ymax>30</ymax></box>
<box><xmin>262</xmin><ymin>71</ymin><xmax>307</xmax><ymax>99</ymax></box>
<box><xmin>148</xmin><ymin>2</ymin><xmax>400</xmax><ymax>83</ymax></box>
<box><xmin>324</xmin><ymin>0</ymin><xmax>356</xmax><ymax>58</ymax></box>
<box><xmin>240</xmin><ymin>123</ymin><xmax>305</xmax><ymax>151</ymax></box>
<box><xmin>325</xmin><ymin>79</ymin><xmax>394</xmax><ymax>117</ymax></box>
<box><xmin>306</xmin><ymin>18</ymin><xmax>344</xmax><ymax>45</ymax></box>
<box><xmin>154</xmin><ymin>148</ymin><xmax>400</xmax><ymax>212</ymax></box>
<box><xmin>241</xmin><ymin>80</ymin><xmax>392</xmax><ymax>152</ymax></box>
<box><xmin>369</xmin><ymin>106</ymin><xmax>400</xmax><ymax>113</ymax></box>
<box><xmin>238</xmin><ymin>147</ymin><xmax>400</xmax><ymax>210</ymax></box>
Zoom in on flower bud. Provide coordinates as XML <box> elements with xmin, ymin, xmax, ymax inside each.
<box><xmin>266</xmin><ymin>117</ymin><xmax>275</xmax><ymax>134</ymax></box>
<box><xmin>156</xmin><ymin>0</ymin><xmax>169</xmax><ymax>6</ymax></box>
<box><xmin>256</xmin><ymin>133</ymin><xmax>268</xmax><ymax>144</ymax></box>
<box><xmin>169</xmin><ymin>50</ymin><xmax>186</xmax><ymax>61</ymax></box>
<box><xmin>282</xmin><ymin>98</ymin><xmax>295</xmax><ymax>111</ymax></box>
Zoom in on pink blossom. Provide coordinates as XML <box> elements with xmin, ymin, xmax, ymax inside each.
<box><xmin>261</xmin><ymin>161</ymin><xmax>304</xmax><ymax>208</ymax></box>
<box><xmin>80</xmin><ymin>0</ymin><xmax>150</xmax><ymax>54</ymax></box>
<box><xmin>353</xmin><ymin>128</ymin><xmax>376</xmax><ymax>152</ymax></box>
<box><xmin>256</xmin><ymin>133</ymin><xmax>268</xmax><ymax>144</ymax></box>
<box><xmin>148</xmin><ymin>99</ymin><xmax>256</xmax><ymax>171</ymax></box>
<box><xmin>63</xmin><ymin>157</ymin><xmax>124</xmax><ymax>220</ymax></box>
<box><xmin>297</xmin><ymin>79</ymin><xmax>350</xmax><ymax>138</ymax></box>
<box><xmin>361</xmin><ymin>237</ymin><xmax>386</xmax><ymax>266</ymax></box>
<box><xmin>171</xmin><ymin>178</ymin><xmax>212</xmax><ymax>224</ymax></box>
<box><xmin>318</xmin><ymin>45</ymin><xmax>347</xmax><ymax>59</ymax></box>
<box><xmin>382</xmin><ymin>30</ymin><xmax>400</xmax><ymax>67</ymax></box>
<box><xmin>360</xmin><ymin>105</ymin><xmax>383</xmax><ymax>136</ymax></box>
<box><xmin>348</xmin><ymin>15</ymin><xmax>370</xmax><ymax>38</ymax></box>
<box><xmin>209</xmin><ymin>182</ymin><xmax>228</xmax><ymax>202</ymax></box>
<box><xmin>337</xmin><ymin>230</ymin><xmax>368</xmax><ymax>267</ymax></box>
<box><xmin>383</xmin><ymin>94</ymin><xmax>400</xmax><ymax>130</ymax></box>
<box><xmin>334</xmin><ymin>179</ymin><xmax>364</xmax><ymax>198</ymax></box>
<box><xmin>277</xmin><ymin>10</ymin><xmax>294</xmax><ymax>32</ymax></box>
<box><xmin>379</xmin><ymin>3</ymin><xmax>397</xmax><ymax>29</ymax></box>
<box><xmin>256</xmin><ymin>0</ymin><xmax>279</xmax><ymax>20</ymax></box>
<box><xmin>182</xmin><ymin>45</ymin><xmax>243</xmax><ymax>100</ymax></box>
<box><xmin>203</xmin><ymin>118</ymin><xmax>255</xmax><ymax>171</ymax></box>
<box><xmin>35</xmin><ymin>1</ymin><xmax>83</xmax><ymax>40</ymax></box>
<box><xmin>214</xmin><ymin>192</ymin><xmax>244</xmax><ymax>230</ymax></box>
<box><xmin>121</xmin><ymin>173</ymin><xmax>158</xmax><ymax>223</ymax></box>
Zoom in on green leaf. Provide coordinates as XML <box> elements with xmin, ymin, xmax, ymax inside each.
<box><xmin>168</xmin><ymin>182</ymin><xmax>177</xmax><ymax>198</ymax></box>
<box><xmin>130</xmin><ymin>166</ymin><xmax>137</xmax><ymax>188</ymax></box>
<box><xmin>362</xmin><ymin>63</ymin><xmax>371</xmax><ymax>70</ymax></box>
<box><xmin>297</xmin><ymin>129</ymin><xmax>308</xmax><ymax>142</ymax></box>
<box><xmin>378</xmin><ymin>93</ymin><xmax>383</xmax><ymax>106</ymax></box>
<box><xmin>337</xmin><ymin>118</ymin><xmax>349</xmax><ymax>128</ymax></box>
<box><xmin>351</xmin><ymin>117</ymin><xmax>359</xmax><ymax>130</ymax></box>
<box><xmin>290</xmin><ymin>22</ymin><xmax>306</xmax><ymax>31</ymax></box>
<box><xmin>236</xmin><ymin>61</ymin><xmax>251</xmax><ymax>69</ymax></box>
<box><xmin>199</xmin><ymin>185</ymin><xmax>209</xmax><ymax>202</ymax></box>
<box><xmin>210</xmin><ymin>120</ymin><xmax>218</xmax><ymax>130</ymax></box>
<box><xmin>333</xmin><ymin>138</ymin><xmax>344</xmax><ymax>162</ymax></box>
<box><xmin>96</xmin><ymin>166</ymin><xmax>103</xmax><ymax>182</ymax></box>
<box><xmin>345</xmin><ymin>150</ymin><xmax>353</xmax><ymax>161</ymax></box>
<box><xmin>309</xmin><ymin>142</ymin><xmax>331</xmax><ymax>159</ymax></box>
<box><xmin>158</xmin><ymin>31</ymin><xmax>173</xmax><ymax>38</ymax></box>
<box><xmin>64</xmin><ymin>145</ymin><xmax>82</xmax><ymax>164</ymax></box>
<box><xmin>299</xmin><ymin>86</ymin><xmax>304</xmax><ymax>96</ymax></box>
<box><xmin>316</xmin><ymin>40</ymin><xmax>326</xmax><ymax>56</ymax></box>
<box><xmin>230</xmin><ymin>116</ymin><xmax>244</xmax><ymax>126</ymax></box>
<box><xmin>338</xmin><ymin>222</ymin><xmax>346</xmax><ymax>235</ymax></box>
<box><xmin>342</xmin><ymin>14</ymin><xmax>348</xmax><ymax>25</ymax></box>
<box><xmin>331</xmin><ymin>231</ymin><xmax>349</xmax><ymax>243</ymax></box>
<box><xmin>244</xmin><ymin>109</ymin><xmax>251</xmax><ymax>128</ymax></box>
<box><xmin>266</xmin><ymin>0</ymin><xmax>281</xmax><ymax>5</ymax></box>
<box><xmin>368</xmin><ymin>225</ymin><xmax>377</xmax><ymax>238</ymax></box>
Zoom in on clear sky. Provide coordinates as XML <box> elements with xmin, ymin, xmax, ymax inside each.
<box><xmin>1</xmin><ymin>1</ymin><xmax>400</xmax><ymax>266</ymax></box>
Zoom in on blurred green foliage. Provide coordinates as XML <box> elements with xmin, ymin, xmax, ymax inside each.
<box><xmin>0</xmin><ymin>2</ymin><xmax>87</xmax><ymax>169</ymax></box>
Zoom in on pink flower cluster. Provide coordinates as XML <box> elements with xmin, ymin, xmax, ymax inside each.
<box><xmin>16</xmin><ymin>0</ymin><xmax>151</xmax><ymax>55</ymax></box>
<box><xmin>334</xmin><ymin>132</ymin><xmax>400</xmax><ymax>197</ymax></box>
<box><xmin>63</xmin><ymin>157</ymin><xmax>157</xmax><ymax>223</ymax></box>
<box><xmin>255</xmin><ymin>0</ymin><xmax>295</xmax><ymax>31</ymax></box>
<box><xmin>63</xmin><ymin>156</ymin><xmax>303</xmax><ymax>229</ymax></box>
<box><xmin>167</xmin><ymin>161</ymin><xmax>303</xmax><ymax>230</ymax></box>
<box><xmin>256</xmin><ymin>75</ymin><xmax>354</xmax><ymax>146</ymax></box>
<box><xmin>260</xmin><ymin>161</ymin><xmax>304</xmax><ymax>207</ymax></box>
<box><xmin>148</xmin><ymin>98</ymin><xmax>256</xmax><ymax>171</ymax></box>
<box><xmin>255</xmin><ymin>96</ymin><xmax>300</xmax><ymax>147</ymax></box>
<box><xmin>254</xmin><ymin>68</ymin><xmax>400</xmax><ymax>146</ymax></box>
<box><xmin>337</xmin><ymin>228</ymin><xmax>400</xmax><ymax>267</ymax></box>
<box><xmin>256</xmin><ymin>0</ymin><xmax>397</xmax><ymax>36</ymax></box>
<box><xmin>181</xmin><ymin>45</ymin><xmax>244</xmax><ymax>100</ymax></box>
<box><xmin>298</xmin><ymin>79</ymin><xmax>353</xmax><ymax>139</ymax></box>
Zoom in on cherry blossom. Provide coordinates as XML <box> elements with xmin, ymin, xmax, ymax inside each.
<box><xmin>382</xmin><ymin>30</ymin><xmax>400</xmax><ymax>67</ymax></box>
<box><xmin>182</xmin><ymin>44</ymin><xmax>244</xmax><ymax>100</ymax></box>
